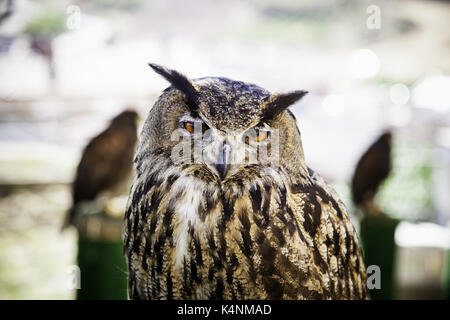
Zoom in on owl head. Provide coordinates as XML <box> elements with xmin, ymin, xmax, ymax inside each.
<box><xmin>136</xmin><ymin>64</ymin><xmax>309</xmax><ymax>185</ymax></box>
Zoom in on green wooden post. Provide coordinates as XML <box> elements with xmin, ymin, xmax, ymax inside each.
<box><xmin>444</xmin><ymin>249</ymin><xmax>450</xmax><ymax>300</ymax></box>
<box><xmin>75</xmin><ymin>211</ymin><xmax>128</xmax><ymax>300</ymax></box>
<box><xmin>360</xmin><ymin>213</ymin><xmax>400</xmax><ymax>300</ymax></box>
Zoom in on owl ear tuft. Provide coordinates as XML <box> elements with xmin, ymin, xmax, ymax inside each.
<box><xmin>262</xmin><ymin>90</ymin><xmax>308</xmax><ymax>120</ymax></box>
<box><xmin>148</xmin><ymin>63</ymin><xmax>199</xmax><ymax>110</ymax></box>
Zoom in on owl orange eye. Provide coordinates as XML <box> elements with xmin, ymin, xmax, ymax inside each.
<box><xmin>184</xmin><ymin>122</ymin><xmax>195</xmax><ymax>133</ymax></box>
<box><xmin>247</xmin><ymin>130</ymin><xmax>268</xmax><ymax>142</ymax></box>
<box><xmin>183</xmin><ymin>121</ymin><xmax>210</xmax><ymax>134</ymax></box>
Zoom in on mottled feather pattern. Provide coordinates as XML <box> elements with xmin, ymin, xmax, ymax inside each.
<box><xmin>124</xmin><ymin>160</ymin><xmax>368</xmax><ymax>299</ymax></box>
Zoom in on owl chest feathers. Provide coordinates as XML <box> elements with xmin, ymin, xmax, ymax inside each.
<box><xmin>170</xmin><ymin>176</ymin><xmax>209</xmax><ymax>269</ymax></box>
<box><xmin>125</xmin><ymin>164</ymin><xmax>369</xmax><ymax>299</ymax></box>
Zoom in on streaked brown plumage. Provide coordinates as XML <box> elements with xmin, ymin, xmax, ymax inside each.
<box><xmin>351</xmin><ymin>131</ymin><xmax>392</xmax><ymax>208</ymax></box>
<box><xmin>66</xmin><ymin>110</ymin><xmax>138</xmax><ymax>227</ymax></box>
<box><xmin>124</xmin><ymin>64</ymin><xmax>369</xmax><ymax>300</ymax></box>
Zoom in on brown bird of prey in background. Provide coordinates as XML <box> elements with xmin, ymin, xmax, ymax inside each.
<box><xmin>351</xmin><ymin>131</ymin><xmax>392</xmax><ymax>211</ymax></box>
<box><xmin>65</xmin><ymin>110</ymin><xmax>139</xmax><ymax>227</ymax></box>
<box><xmin>124</xmin><ymin>64</ymin><xmax>369</xmax><ymax>300</ymax></box>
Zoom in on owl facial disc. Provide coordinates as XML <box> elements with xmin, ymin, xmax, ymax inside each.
<box><xmin>148</xmin><ymin>63</ymin><xmax>308</xmax><ymax>180</ymax></box>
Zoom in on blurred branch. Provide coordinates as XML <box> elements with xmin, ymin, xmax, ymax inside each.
<box><xmin>0</xmin><ymin>0</ymin><xmax>14</xmax><ymax>26</ymax></box>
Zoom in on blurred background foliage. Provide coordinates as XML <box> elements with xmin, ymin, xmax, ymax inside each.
<box><xmin>378</xmin><ymin>139</ymin><xmax>434</xmax><ymax>221</ymax></box>
<box><xmin>24</xmin><ymin>11</ymin><xmax>65</xmax><ymax>36</ymax></box>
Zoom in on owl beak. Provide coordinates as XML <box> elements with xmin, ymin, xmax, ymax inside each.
<box><xmin>216</xmin><ymin>143</ymin><xmax>231</xmax><ymax>180</ymax></box>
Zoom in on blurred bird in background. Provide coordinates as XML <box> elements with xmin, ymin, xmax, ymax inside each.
<box><xmin>64</xmin><ymin>109</ymin><xmax>139</xmax><ymax>228</ymax></box>
<box><xmin>351</xmin><ymin>130</ymin><xmax>399</xmax><ymax>300</ymax></box>
<box><xmin>352</xmin><ymin>131</ymin><xmax>392</xmax><ymax>214</ymax></box>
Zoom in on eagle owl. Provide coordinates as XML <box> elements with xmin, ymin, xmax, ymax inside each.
<box><xmin>123</xmin><ymin>64</ymin><xmax>369</xmax><ymax>300</ymax></box>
